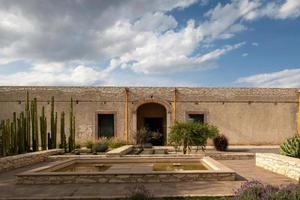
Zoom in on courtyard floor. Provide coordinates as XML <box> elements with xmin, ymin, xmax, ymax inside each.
<box><xmin>0</xmin><ymin>147</ymin><xmax>296</xmax><ymax>199</ymax></box>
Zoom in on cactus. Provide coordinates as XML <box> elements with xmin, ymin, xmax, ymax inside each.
<box><xmin>11</xmin><ymin>112</ymin><xmax>17</xmax><ymax>154</ymax></box>
<box><xmin>0</xmin><ymin>120</ymin><xmax>5</xmax><ymax>156</ymax></box>
<box><xmin>25</xmin><ymin>91</ymin><xmax>30</xmax><ymax>152</ymax></box>
<box><xmin>68</xmin><ymin>98</ymin><xmax>76</xmax><ymax>152</ymax></box>
<box><xmin>40</xmin><ymin>106</ymin><xmax>47</xmax><ymax>150</ymax></box>
<box><xmin>31</xmin><ymin>98</ymin><xmax>38</xmax><ymax>151</ymax></box>
<box><xmin>3</xmin><ymin>119</ymin><xmax>11</xmax><ymax>156</ymax></box>
<box><xmin>60</xmin><ymin>112</ymin><xmax>67</xmax><ymax>152</ymax></box>
<box><xmin>17</xmin><ymin>112</ymin><xmax>25</xmax><ymax>153</ymax></box>
<box><xmin>50</xmin><ymin>96</ymin><xmax>57</xmax><ymax>149</ymax></box>
<box><xmin>47</xmin><ymin>132</ymin><xmax>52</xmax><ymax>150</ymax></box>
<box><xmin>280</xmin><ymin>135</ymin><xmax>300</xmax><ymax>158</ymax></box>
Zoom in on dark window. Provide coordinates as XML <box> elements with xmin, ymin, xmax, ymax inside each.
<box><xmin>98</xmin><ymin>114</ymin><xmax>114</xmax><ymax>138</ymax></box>
<box><xmin>188</xmin><ymin>114</ymin><xmax>205</xmax><ymax>123</ymax></box>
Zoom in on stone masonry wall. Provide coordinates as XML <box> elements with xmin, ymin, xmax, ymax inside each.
<box><xmin>0</xmin><ymin>149</ymin><xmax>63</xmax><ymax>173</ymax></box>
<box><xmin>0</xmin><ymin>86</ymin><xmax>298</xmax><ymax>145</ymax></box>
<box><xmin>256</xmin><ymin>153</ymin><xmax>300</xmax><ymax>181</ymax></box>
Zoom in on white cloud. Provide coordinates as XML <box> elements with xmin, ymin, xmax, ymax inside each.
<box><xmin>242</xmin><ymin>53</ymin><xmax>248</xmax><ymax>57</ymax></box>
<box><xmin>0</xmin><ymin>0</ymin><xmax>299</xmax><ymax>86</ymax></box>
<box><xmin>237</xmin><ymin>68</ymin><xmax>300</xmax><ymax>87</ymax></box>
<box><xmin>0</xmin><ymin>64</ymin><xmax>102</xmax><ymax>86</ymax></box>
<box><xmin>251</xmin><ymin>42</ymin><xmax>259</xmax><ymax>46</ymax></box>
<box><xmin>245</xmin><ymin>0</ymin><xmax>300</xmax><ymax>20</ymax></box>
<box><xmin>133</xmin><ymin>12</ymin><xmax>177</xmax><ymax>33</ymax></box>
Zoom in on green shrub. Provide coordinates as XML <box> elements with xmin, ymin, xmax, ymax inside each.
<box><xmin>85</xmin><ymin>140</ymin><xmax>94</xmax><ymax>149</ymax></box>
<box><xmin>92</xmin><ymin>143</ymin><xmax>108</xmax><ymax>152</ymax></box>
<box><xmin>135</xmin><ymin>128</ymin><xmax>148</xmax><ymax>146</ymax></box>
<box><xmin>280</xmin><ymin>135</ymin><xmax>300</xmax><ymax>158</ymax></box>
<box><xmin>75</xmin><ymin>143</ymin><xmax>81</xmax><ymax>149</ymax></box>
<box><xmin>169</xmin><ymin>121</ymin><xmax>218</xmax><ymax>154</ymax></box>
<box><xmin>95</xmin><ymin>137</ymin><xmax>126</xmax><ymax>149</ymax></box>
<box><xmin>107</xmin><ymin>137</ymin><xmax>127</xmax><ymax>149</ymax></box>
<box><xmin>213</xmin><ymin>134</ymin><xmax>228</xmax><ymax>151</ymax></box>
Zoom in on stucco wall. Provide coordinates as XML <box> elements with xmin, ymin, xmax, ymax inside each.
<box><xmin>0</xmin><ymin>86</ymin><xmax>298</xmax><ymax>145</ymax></box>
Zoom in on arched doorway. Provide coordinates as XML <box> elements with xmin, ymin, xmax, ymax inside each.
<box><xmin>137</xmin><ymin>103</ymin><xmax>167</xmax><ymax>145</ymax></box>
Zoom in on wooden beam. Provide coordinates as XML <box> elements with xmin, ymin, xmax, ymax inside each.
<box><xmin>124</xmin><ymin>88</ymin><xmax>129</xmax><ymax>143</ymax></box>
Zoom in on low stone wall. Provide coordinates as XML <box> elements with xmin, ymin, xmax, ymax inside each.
<box><xmin>17</xmin><ymin>156</ymin><xmax>236</xmax><ymax>184</ymax></box>
<box><xmin>0</xmin><ymin>149</ymin><xmax>63</xmax><ymax>173</ymax></box>
<box><xmin>106</xmin><ymin>145</ymin><xmax>133</xmax><ymax>156</ymax></box>
<box><xmin>17</xmin><ymin>172</ymin><xmax>235</xmax><ymax>184</ymax></box>
<box><xmin>256</xmin><ymin>153</ymin><xmax>300</xmax><ymax>181</ymax></box>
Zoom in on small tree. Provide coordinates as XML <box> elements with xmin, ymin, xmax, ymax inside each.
<box><xmin>135</xmin><ymin>127</ymin><xmax>148</xmax><ymax>148</ymax></box>
<box><xmin>169</xmin><ymin>121</ymin><xmax>218</xmax><ymax>154</ymax></box>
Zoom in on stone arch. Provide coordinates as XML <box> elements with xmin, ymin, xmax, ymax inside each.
<box><xmin>131</xmin><ymin>98</ymin><xmax>172</xmax><ymax>145</ymax></box>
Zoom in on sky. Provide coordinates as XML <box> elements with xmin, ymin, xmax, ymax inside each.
<box><xmin>0</xmin><ymin>0</ymin><xmax>300</xmax><ymax>87</ymax></box>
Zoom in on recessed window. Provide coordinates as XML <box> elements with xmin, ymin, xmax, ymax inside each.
<box><xmin>188</xmin><ymin>114</ymin><xmax>205</xmax><ymax>123</ymax></box>
<box><xmin>98</xmin><ymin>114</ymin><xmax>114</xmax><ymax>138</ymax></box>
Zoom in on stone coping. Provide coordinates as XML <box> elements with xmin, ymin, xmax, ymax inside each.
<box><xmin>256</xmin><ymin>153</ymin><xmax>300</xmax><ymax>181</ymax></box>
<box><xmin>0</xmin><ymin>149</ymin><xmax>63</xmax><ymax>173</ymax></box>
<box><xmin>16</xmin><ymin>156</ymin><xmax>236</xmax><ymax>184</ymax></box>
<box><xmin>106</xmin><ymin>145</ymin><xmax>133</xmax><ymax>156</ymax></box>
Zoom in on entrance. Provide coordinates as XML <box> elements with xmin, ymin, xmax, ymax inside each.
<box><xmin>137</xmin><ymin>103</ymin><xmax>167</xmax><ymax>145</ymax></box>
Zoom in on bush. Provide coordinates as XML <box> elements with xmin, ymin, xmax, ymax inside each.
<box><xmin>233</xmin><ymin>180</ymin><xmax>300</xmax><ymax>200</ymax></box>
<box><xmin>169</xmin><ymin>121</ymin><xmax>218</xmax><ymax>154</ymax></box>
<box><xmin>135</xmin><ymin>128</ymin><xmax>148</xmax><ymax>147</ymax></box>
<box><xmin>280</xmin><ymin>135</ymin><xmax>300</xmax><ymax>158</ymax></box>
<box><xmin>213</xmin><ymin>134</ymin><xmax>228</xmax><ymax>151</ymax></box>
<box><xmin>75</xmin><ymin>143</ymin><xmax>81</xmax><ymax>149</ymax></box>
<box><xmin>107</xmin><ymin>137</ymin><xmax>127</xmax><ymax>149</ymax></box>
<box><xmin>126</xmin><ymin>184</ymin><xmax>152</xmax><ymax>200</ymax></box>
<box><xmin>92</xmin><ymin>143</ymin><xmax>108</xmax><ymax>153</ymax></box>
<box><xmin>85</xmin><ymin>140</ymin><xmax>94</xmax><ymax>149</ymax></box>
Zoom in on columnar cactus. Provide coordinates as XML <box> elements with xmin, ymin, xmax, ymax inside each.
<box><xmin>25</xmin><ymin>91</ymin><xmax>30</xmax><ymax>152</ymax></box>
<box><xmin>11</xmin><ymin>112</ymin><xmax>17</xmax><ymax>154</ymax></box>
<box><xmin>68</xmin><ymin>98</ymin><xmax>76</xmax><ymax>152</ymax></box>
<box><xmin>60</xmin><ymin>111</ymin><xmax>67</xmax><ymax>152</ymax></box>
<box><xmin>40</xmin><ymin>106</ymin><xmax>47</xmax><ymax>150</ymax></box>
<box><xmin>31</xmin><ymin>98</ymin><xmax>38</xmax><ymax>151</ymax></box>
<box><xmin>50</xmin><ymin>96</ymin><xmax>57</xmax><ymax>149</ymax></box>
<box><xmin>17</xmin><ymin>112</ymin><xmax>25</xmax><ymax>153</ymax></box>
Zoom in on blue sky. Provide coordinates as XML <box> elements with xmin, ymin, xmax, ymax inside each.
<box><xmin>0</xmin><ymin>0</ymin><xmax>300</xmax><ymax>87</ymax></box>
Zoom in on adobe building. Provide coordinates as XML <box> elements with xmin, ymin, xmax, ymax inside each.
<box><xmin>0</xmin><ymin>86</ymin><xmax>299</xmax><ymax>145</ymax></box>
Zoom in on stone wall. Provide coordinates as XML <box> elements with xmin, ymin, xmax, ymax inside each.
<box><xmin>0</xmin><ymin>86</ymin><xmax>298</xmax><ymax>145</ymax></box>
<box><xmin>256</xmin><ymin>153</ymin><xmax>300</xmax><ymax>181</ymax></box>
<box><xmin>0</xmin><ymin>149</ymin><xmax>63</xmax><ymax>173</ymax></box>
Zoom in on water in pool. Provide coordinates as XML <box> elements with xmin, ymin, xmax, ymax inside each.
<box><xmin>54</xmin><ymin>164</ymin><xmax>111</xmax><ymax>172</ymax></box>
<box><xmin>153</xmin><ymin>162</ymin><xmax>208</xmax><ymax>171</ymax></box>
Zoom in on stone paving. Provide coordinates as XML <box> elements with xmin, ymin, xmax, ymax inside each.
<box><xmin>0</xmin><ymin>155</ymin><xmax>296</xmax><ymax>199</ymax></box>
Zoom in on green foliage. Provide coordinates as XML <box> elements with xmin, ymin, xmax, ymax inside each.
<box><xmin>95</xmin><ymin>137</ymin><xmax>126</xmax><ymax>149</ymax></box>
<box><xmin>85</xmin><ymin>140</ymin><xmax>94</xmax><ymax>149</ymax></box>
<box><xmin>280</xmin><ymin>135</ymin><xmax>300</xmax><ymax>158</ymax></box>
<box><xmin>31</xmin><ymin>98</ymin><xmax>38</xmax><ymax>151</ymax></box>
<box><xmin>50</xmin><ymin>96</ymin><xmax>57</xmax><ymax>149</ymax></box>
<box><xmin>169</xmin><ymin>121</ymin><xmax>218</xmax><ymax>154</ymax></box>
<box><xmin>40</xmin><ymin>106</ymin><xmax>47</xmax><ymax>150</ymax></box>
<box><xmin>68</xmin><ymin>97</ymin><xmax>76</xmax><ymax>152</ymax></box>
<box><xmin>59</xmin><ymin>112</ymin><xmax>67</xmax><ymax>152</ymax></box>
<box><xmin>135</xmin><ymin>127</ymin><xmax>148</xmax><ymax>146</ymax></box>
